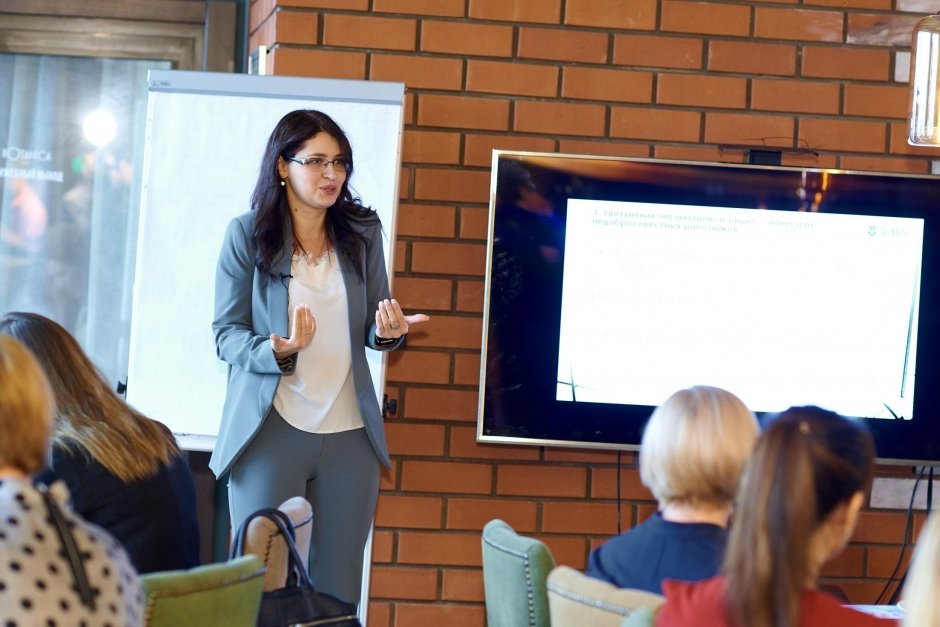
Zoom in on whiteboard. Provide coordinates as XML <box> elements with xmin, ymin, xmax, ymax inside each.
<box><xmin>127</xmin><ymin>70</ymin><xmax>405</xmax><ymax>450</ymax></box>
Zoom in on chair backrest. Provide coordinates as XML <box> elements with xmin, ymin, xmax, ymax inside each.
<box><xmin>241</xmin><ymin>496</ymin><xmax>313</xmax><ymax>591</ymax></box>
<box><xmin>547</xmin><ymin>565</ymin><xmax>666</xmax><ymax>627</ymax></box>
<box><xmin>140</xmin><ymin>554</ymin><xmax>265</xmax><ymax>627</ymax></box>
<box><xmin>481</xmin><ymin>518</ymin><xmax>556</xmax><ymax>627</ymax></box>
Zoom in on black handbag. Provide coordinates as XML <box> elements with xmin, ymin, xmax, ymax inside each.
<box><xmin>230</xmin><ymin>507</ymin><xmax>361</xmax><ymax>627</ymax></box>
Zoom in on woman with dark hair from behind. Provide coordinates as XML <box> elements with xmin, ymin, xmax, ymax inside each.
<box><xmin>653</xmin><ymin>406</ymin><xmax>896</xmax><ymax>626</ymax></box>
<box><xmin>0</xmin><ymin>311</ymin><xmax>200</xmax><ymax>574</ymax></box>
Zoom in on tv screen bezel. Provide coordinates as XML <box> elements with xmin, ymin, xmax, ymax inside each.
<box><xmin>477</xmin><ymin>150</ymin><xmax>940</xmax><ymax>466</ymax></box>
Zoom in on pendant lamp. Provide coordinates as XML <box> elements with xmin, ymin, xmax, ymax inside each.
<box><xmin>909</xmin><ymin>14</ymin><xmax>940</xmax><ymax>146</ymax></box>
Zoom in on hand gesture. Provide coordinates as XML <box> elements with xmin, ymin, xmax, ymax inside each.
<box><xmin>376</xmin><ymin>298</ymin><xmax>429</xmax><ymax>339</ymax></box>
<box><xmin>271</xmin><ymin>303</ymin><xmax>315</xmax><ymax>358</ymax></box>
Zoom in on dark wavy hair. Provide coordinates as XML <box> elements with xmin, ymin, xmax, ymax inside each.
<box><xmin>251</xmin><ymin>109</ymin><xmax>378</xmax><ymax>280</ymax></box>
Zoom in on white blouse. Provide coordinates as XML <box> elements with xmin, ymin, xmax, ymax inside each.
<box><xmin>273</xmin><ymin>250</ymin><xmax>363</xmax><ymax>433</ymax></box>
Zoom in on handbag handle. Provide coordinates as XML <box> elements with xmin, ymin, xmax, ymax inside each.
<box><xmin>230</xmin><ymin>507</ymin><xmax>313</xmax><ymax>588</ymax></box>
<box><xmin>37</xmin><ymin>483</ymin><xmax>96</xmax><ymax>611</ymax></box>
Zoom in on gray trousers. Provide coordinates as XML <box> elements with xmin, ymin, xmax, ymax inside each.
<box><xmin>228</xmin><ymin>406</ymin><xmax>380</xmax><ymax>604</ymax></box>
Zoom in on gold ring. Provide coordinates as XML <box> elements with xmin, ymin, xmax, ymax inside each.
<box><xmin>390</xmin><ymin>323</ymin><xmax>400</xmax><ymax>330</ymax></box>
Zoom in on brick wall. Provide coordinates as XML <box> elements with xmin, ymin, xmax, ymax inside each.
<box><xmin>248</xmin><ymin>1</ymin><xmax>939</xmax><ymax>625</ymax></box>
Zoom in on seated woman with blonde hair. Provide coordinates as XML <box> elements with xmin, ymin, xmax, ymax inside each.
<box><xmin>0</xmin><ymin>335</ymin><xmax>142</xmax><ymax>624</ymax></box>
<box><xmin>900</xmin><ymin>510</ymin><xmax>940</xmax><ymax>626</ymax></box>
<box><xmin>586</xmin><ymin>385</ymin><xmax>759</xmax><ymax>594</ymax></box>
<box><xmin>653</xmin><ymin>406</ymin><xmax>896</xmax><ymax>626</ymax></box>
<box><xmin>0</xmin><ymin>311</ymin><xmax>200</xmax><ymax>574</ymax></box>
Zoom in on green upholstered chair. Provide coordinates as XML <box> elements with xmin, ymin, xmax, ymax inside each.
<box><xmin>481</xmin><ymin>518</ymin><xmax>556</xmax><ymax>627</ymax></box>
<box><xmin>547</xmin><ymin>565</ymin><xmax>665</xmax><ymax>627</ymax></box>
<box><xmin>140</xmin><ymin>554</ymin><xmax>265</xmax><ymax>627</ymax></box>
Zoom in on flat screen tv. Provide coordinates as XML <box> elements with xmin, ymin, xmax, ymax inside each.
<box><xmin>478</xmin><ymin>151</ymin><xmax>940</xmax><ymax>465</ymax></box>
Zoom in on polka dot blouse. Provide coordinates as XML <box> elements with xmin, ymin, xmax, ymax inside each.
<box><xmin>0</xmin><ymin>477</ymin><xmax>143</xmax><ymax>626</ymax></box>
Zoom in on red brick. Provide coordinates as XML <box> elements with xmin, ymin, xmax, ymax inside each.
<box><xmin>450</xmin><ymin>425</ymin><xmax>542</xmax><ymax>461</ymax></box>
<box><xmin>888</xmin><ymin>121</ymin><xmax>940</xmax><ymax>157</ymax></box>
<box><xmin>866</xmin><ymin>545</ymin><xmax>912</xmax><ymax>578</ymax></box>
<box><xmin>454</xmin><ymin>353</ymin><xmax>480</xmax><ymax>385</ymax></box>
<box><xmin>411</xmin><ymin>241</ymin><xmax>487</xmax><ymax>276</ymax></box>
<box><xmin>458</xmin><ymin>207</ymin><xmax>489</xmax><ymax>241</ymax></box>
<box><xmin>441</xmin><ymin>568</ymin><xmax>485</xmax><ymax>602</ymax></box>
<box><xmin>657</xmin><ymin>73</ymin><xmax>746</xmax><ymax>108</ymax></box>
<box><xmin>466</xmin><ymin>60</ymin><xmax>559</xmax><ymax>97</ymax></box>
<box><xmin>392</xmin><ymin>277</ymin><xmax>452</xmax><ymax>312</ymax></box>
<box><xmin>373</xmin><ymin>0</ymin><xmax>463</xmax><ymax>16</ymax></box>
<box><xmin>497</xmin><ymin>465</ymin><xmax>588</xmax><ymax>497</ymax></box>
<box><xmin>839</xmin><ymin>155</ymin><xmax>930</xmax><ymax>175</ymax></box>
<box><xmin>751</xmin><ymin>79</ymin><xmax>840</xmax><ymax>115</ymax></box>
<box><xmin>543</xmin><ymin>501</ymin><xmax>620</xmax><ymax>534</ymax></box>
<box><xmin>366</xmin><ymin>601</ymin><xmax>391</xmax><ymax>627</ymax></box>
<box><xmin>831</xmin><ymin>581</ymin><xmax>894</xmax><ymax>606</ymax></box>
<box><xmin>844</xmin><ymin>84</ymin><xmax>909</xmax><ymax>119</ymax></box>
<box><xmin>387</xmin><ymin>350</ymin><xmax>450</xmax><ymax>384</ymax></box>
<box><xmin>418</xmin><ymin>94</ymin><xmax>510</xmax><ymax>131</ymax></box>
<box><xmin>278</xmin><ymin>0</ymin><xmax>368</xmax><ymax>7</ymax></box>
<box><xmin>541</xmin><ymin>536</ymin><xmax>590</xmax><ymax>569</ymax></box>
<box><xmin>848</xmin><ymin>13</ymin><xmax>920</xmax><ymax>46</ymax></box>
<box><xmin>655</xmin><ymin>144</ymin><xmax>741</xmax><ymax>163</ymax></box>
<box><xmin>371</xmin><ymin>566</ymin><xmax>439</xmax><ymax>601</ymax></box>
<box><xmin>802</xmin><ymin>46</ymin><xmax>890</xmax><ymax>81</ymax></box>
<box><xmin>385</xmin><ymin>422</ymin><xmax>447</xmax><ymax>457</ymax></box>
<box><xmin>467</xmin><ymin>0</ymin><xmax>561</xmax><ymax>24</ymax></box>
<box><xmin>446</xmin><ymin>497</ymin><xmax>539</xmax><ymax>531</ymax></box>
<box><xmin>404</xmin><ymin>93</ymin><xmax>415</xmax><ymax>125</ymax></box>
<box><xmin>456</xmin><ymin>280</ymin><xmax>484</xmax><ymax>313</ymax></box>
<box><xmin>421</xmin><ymin>21</ymin><xmax>514</xmax><ymax>57</ymax></box>
<box><xmin>565</xmin><ymin>0</ymin><xmax>657</xmax><ymax>29</ymax></box>
<box><xmin>371</xmin><ymin>54</ymin><xmax>463</xmax><ymax>90</ymax></box>
<box><xmin>370</xmin><ymin>529</ymin><xmax>395</xmax><ymax>563</ymax></box>
<box><xmin>414</xmin><ymin>169</ymin><xmax>490</xmax><ymax>203</ymax></box>
<box><xmin>401</xmin><ymin>460</ymin><xmax>493</xmax><ymax>494</ymax></box>
<box><xmin>853</xmin><ymin>511</ymin><xmax>908</xmax><ymax>544</ymax></box>
<box><xmin>610</xmin><ymin>106</ymin><xmax>701</xmax><ymax>142</ymax></box>
<box><xmin>463</xmin><ymin>134</ymin><xmax>556</xmax><ymax>167</ymax></box>
<box><xmin>269</xmin><ymin>48</ymin><xmax>366</xmax><ymax>79</ymax></box>
<box><xmin>323</xmin><ymin>14</ymin><xmax>416</xmax><ymax>50</ymax></box>
<box><xmin>557</xmin><ymin>139</ymin><xmax>650</xmax><ymax>158</ymax></box>
<box><xmin>808</xmin><ymin>0</ymin><xmax>889</xmax><ymax>7</ymax></box>
<box><xmin>785</xmin><ymin>152</ymin><xmax>838</xmax><ymax>168</ymax></box>
<box><xmin>561</xmin><ymin>66</ymin><xmax>653</xmax><ymax>103</ymax></box>
<box><xmin>393</xmin><ymin>602</ymin><xmax>486</xmax><ymax>627</ymax></box>
<box><xmin>514</xmin><ymin>101</ymin><xmax>606</xmax><ymax>137</ymax></box>
<box><xmin>544</xmin><ymin>448</ymin><xmax>625</xmax><ymax>464</ymax></box>
<box><xmin>708</xmin><ymin>41</ymin><xmax>797</xmax><ymax>76</ymax></box>
<box><xmin>398</xmin><ymin>531</ymin><xmax>484</xmax><ymax>566</ymax></box>
<box><xmin>250</xmin><ymin>19</ymin><xmax>275</xmax><ymax>52</ymax></box>
<box><xmin>662</xmin><ymin>0</ymin><xmax>752</xmax><ymax>36</ymax></box>
<box><xmin>274</xmin><ymin>11</ymin><xmax>318</xmax><ymax>45</ymax></box>
<box><xmin>614</xmin><ymin>34</ymin><xmax>703</xmax><ymax>70</ymax></box>
<box><xmin>404</xmin><ymin>388</ymin><xmax>479</xmax><ymax>421</ymax></box>
<box><xmin>590</xmin><ymin>467</ymin><xmax>656</xmax><ymax>501</ymax></box>
<box><xmin>704</xmin><ymin>112</ymin><xmax>794</xmax><ymax>147</ymax></box>
<box><xmin>517</xmin><ymin>27</ymin><xmax>609</xmax><ymax>64</ymax></box>
<box><xmin>379</xmin><ymin>459</ymin><xmax>397</xmax><ymax>491</ymax></box>
<box><xmin>754</xmin><ymin>7</ymin><xmax>844</xmax><ymax>42</ymax></box>
<box><xmin>375</xmin><ymin>494</ymin><xmax>443</xmax><ymax>529</ymax></box>
<box><xmin>799</xmin><ymin>118</ymin><xmax>887</xmax><ymax>153</ymax></box>
<box><xmin>396</xmin><ymin>202</ymin><xmax>456</xmax><ymax>238</ymax></box>
<box><xmin>406</xmin><ymin>315</ymin><xmax>482</xmax><ymax>350</ymax></box>
<box><xmin>819</xmin><ymin>545</ymin><xmax>865</xmax><ymax>577</ymax></box>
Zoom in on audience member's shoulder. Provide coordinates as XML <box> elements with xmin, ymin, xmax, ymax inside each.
<box><xmin>658</xmin><ymin>576</ymin><xmax>729</xmax><ymax>625</ymax></box>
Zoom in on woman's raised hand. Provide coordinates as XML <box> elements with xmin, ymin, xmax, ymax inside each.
<box><xmin>270</xmin><ymin>303</ymin><xmax>316</xmax><ymax>358</ymax></box>
<box><xmin>376</xmin><ymin>298</ymin><xmax>429</xmax><ymax>339</ymax></box>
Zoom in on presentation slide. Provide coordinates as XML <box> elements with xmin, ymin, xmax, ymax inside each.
<box><xmin>556</xmin><ymin>199</ymin><xmax>924</xmax><ymax>420</ymax></box>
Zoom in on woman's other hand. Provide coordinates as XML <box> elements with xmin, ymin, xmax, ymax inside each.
<box><xmin>376</xmin><ymin>298</ymin><xmax>429</xmax><ymax>339</ymax></box>
<box><xmin>270</xmin><ymin>303</ymin><xmax>316</xmax><ymax>357</ymax></box>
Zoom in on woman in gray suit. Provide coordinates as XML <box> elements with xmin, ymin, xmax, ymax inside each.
<box><xmin>210</xmin><ymin>109</ymin><xmax>427</xmax><ymax>604</ymax></box>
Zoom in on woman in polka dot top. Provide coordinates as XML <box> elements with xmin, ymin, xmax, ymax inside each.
<box><xmin>0</xmin><ymin>335</ymin><xmax>142</xmax><ymax>626</ymax></box>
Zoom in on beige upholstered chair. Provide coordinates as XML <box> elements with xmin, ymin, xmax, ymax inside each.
<box><xmin>241</xmin><ymin>496</ymin><xmax>313</xmax><ymax>591</ymax></box>
<box><xmin>547</xmin><ymin>565</ymin><xmax>666</xmax><ymax>627</ymax></box>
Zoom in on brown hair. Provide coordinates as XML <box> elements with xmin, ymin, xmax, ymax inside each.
<box><xmin>0</xmin><ymin>335</ymin><xmax>55</xmax><ymax>474</ymax></box>
<box><xmin>724</xmin><ymin>406</ymin><xmax>874</xmax><ymax>627</ymax></box>
<box><xmin>0</xmin><ymin>312</ymin><xmax>180</xmax><ymax>482</ymax></box>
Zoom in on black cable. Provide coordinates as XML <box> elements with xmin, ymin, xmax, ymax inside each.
<box><xmin>875</xmin><ymin>465</ymin><xmax>926</xmax><ymax>604</ymax></box>
<box><xmin>887</xmin><ymin>466</ymin><xmax>935</xmax><ymax>605</ymax></box>
<box><xmin>616</xmin><ymin>450</ymin><xmax>623</xmax><ymax>534</ymax></box>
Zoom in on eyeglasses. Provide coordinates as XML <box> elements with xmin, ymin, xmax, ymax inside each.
<box><xmin>285</xmin><ymin>156</ymin><xmax>349</xmax><ymax>172</ymax></box>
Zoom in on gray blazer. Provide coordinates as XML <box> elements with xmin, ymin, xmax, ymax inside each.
<box><xmin>208</xmin><ymin>210</ymin><xmax>399</xmax><ymax>477</ymax></box>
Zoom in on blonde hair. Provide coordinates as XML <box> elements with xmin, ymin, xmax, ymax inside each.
<box><xmin>0</xmin><ymin>335</ymin><xmax>55</xmax><ymax>474</ymax></box>
<box><xmin>902</xmin><ymin>511</ymin><xmax>940</xmax><ymax>627</ymax></box>
<box><xmin>0</xmin><ymin>312</ymin><xmax>180</xmax><ymax>482</ymax></box>
<box><xmin>640</xmin><ymin>385</ymin><xmax>758</xmax><ymax>508</ymax></box>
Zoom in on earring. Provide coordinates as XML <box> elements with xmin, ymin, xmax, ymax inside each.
<box><xmin>280</xmin><ymin>179</ymin><xmax>286</xmax><ymax>187</ymax></box>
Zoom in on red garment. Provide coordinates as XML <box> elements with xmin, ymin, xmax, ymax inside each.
<box><xmin>656</xmin><ymin>576</ymin><xmax>898</xmax><ymax>627</ymax></box>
